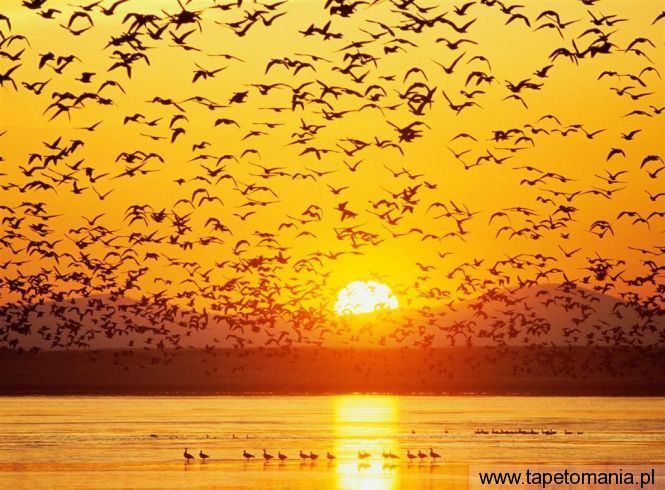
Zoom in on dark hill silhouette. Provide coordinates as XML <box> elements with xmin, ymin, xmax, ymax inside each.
<box><xmin>427</xmin><ymin>283</ymin><xmax>662</xmax><ymax>347</ymax></box>
<box><xmin>1</xmin><ymin>284</ymin><xmax>662</xmax><ymax>350</ymax></box>
<box><xmin>1</xmin><ymin>346</ymin><xmax>664</xmax><ymax>395</ymax></box>
<box><xmin>2</xmin><ymin>284</ymin><xmax>662</xmax><ymax>395</ymax></box>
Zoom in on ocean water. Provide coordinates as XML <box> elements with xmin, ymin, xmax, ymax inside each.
<box><xmin>0</xmin><ymin>396</ymin><xmax>663</xmax><ymax>489</ymax></box>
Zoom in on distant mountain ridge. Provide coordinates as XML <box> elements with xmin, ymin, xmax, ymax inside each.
<box><xmin>1</xmin><ymin>283</ymin><xmax>662</xmax><ymax>351</ymax></box>
<box><xmin>1</xmin><ymin>346</ymin><xmax>663</xmax><ymax>395</ymax></box>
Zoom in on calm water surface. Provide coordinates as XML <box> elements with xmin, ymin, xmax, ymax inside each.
<box><xmin>0</xmin><ymin>396</ymin><xmax>663</xmax><ymax>489</ymax></box>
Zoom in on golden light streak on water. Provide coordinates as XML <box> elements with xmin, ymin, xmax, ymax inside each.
<box><xmin>334</xmin><ymin>395</ymin><xmax>400</xmax><ymax>490</ymax></box>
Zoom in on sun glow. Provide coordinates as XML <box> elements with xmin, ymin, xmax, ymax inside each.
<box><xmin>334</xmin><ymin>281</ymin><xmax>399</xmax><ymax>315</ymax></box>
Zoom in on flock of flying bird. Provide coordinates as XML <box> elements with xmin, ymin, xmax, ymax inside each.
<box><xmin>0</xmin><ymin>0</ymin><xmax>664</xmax><ymax>376</ymax></box>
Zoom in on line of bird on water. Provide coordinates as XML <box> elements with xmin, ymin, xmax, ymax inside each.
<box><xmin>183</xmin><ymin>447</ymin><xmax>442</xmax><ymax>463</ymax></box>
<box><xmin>474</xmin><ymin>428</ymin><xmax>584</xmax><ymax>435</ymax></box>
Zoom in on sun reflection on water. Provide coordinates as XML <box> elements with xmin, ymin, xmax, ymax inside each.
<box><xmin>334</xmin><ymin>395</ymin><xmax>400</xmax><ymax>490</ymax></box>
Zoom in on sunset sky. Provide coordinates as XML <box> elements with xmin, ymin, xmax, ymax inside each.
<box><xmin>0</xmin><ymin>0</ymin><xmax>663</xmax><ymax>350</ymax></box>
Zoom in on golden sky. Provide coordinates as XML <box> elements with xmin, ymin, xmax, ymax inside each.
<box><xmin>0</xmin><ymin>0</ymin><xmax>663</xmax><ymax>349</ymax></box>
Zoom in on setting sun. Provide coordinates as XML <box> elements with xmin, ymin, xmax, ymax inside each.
<box><xmin>334</xmin><ymin>281</ymin><xmax>399</xmax><ymax>315</ymax></box>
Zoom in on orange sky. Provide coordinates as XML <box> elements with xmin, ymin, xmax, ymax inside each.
<box><xmin>0</xmin><ymin>0</ymin><xmax>663</xmax><ymax>349</ymax></box>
